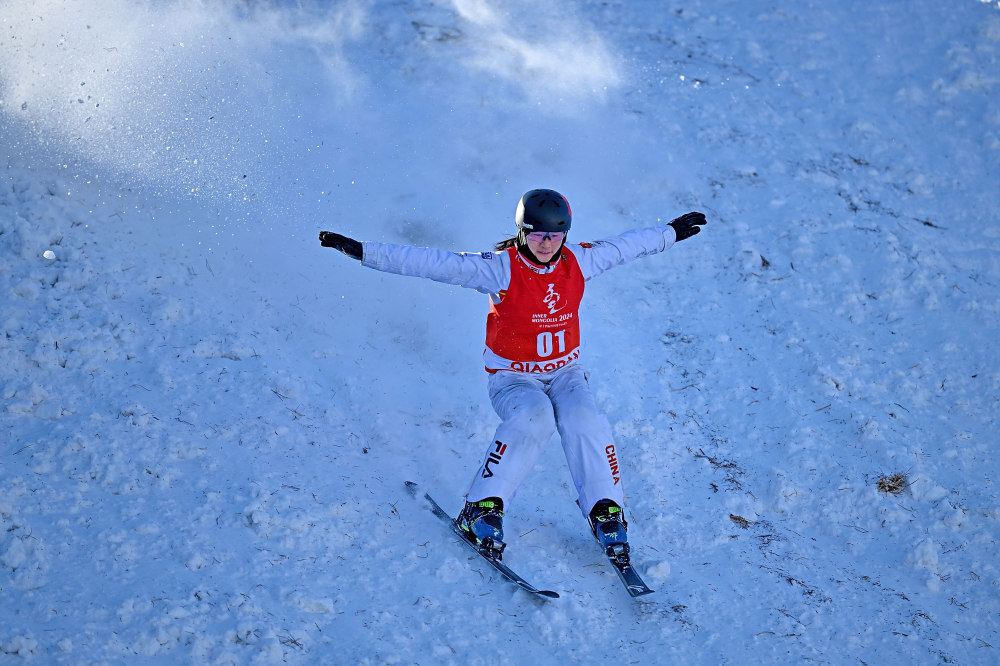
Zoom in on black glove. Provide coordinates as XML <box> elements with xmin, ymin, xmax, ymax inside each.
<box><xmin>668</xmin><ymin>212</ymin><xmax>707</xmax><ymax>242</ymax></box>
<box><xmin>319</xmin><ymin>231</ymin><xmax>363</xmax><ymax>260</ymax></box>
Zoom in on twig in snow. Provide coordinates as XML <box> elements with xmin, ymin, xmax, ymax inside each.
<box><xmin>876</xmin><ymin>472</ymin><xmax>911</xmax><ymax>496</ymax></box>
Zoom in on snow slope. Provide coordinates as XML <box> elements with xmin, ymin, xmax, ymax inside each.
<box><xmin>2</xmin><ymin>0</ymin><xmax>999</xmax><ymax>663</ymax></box>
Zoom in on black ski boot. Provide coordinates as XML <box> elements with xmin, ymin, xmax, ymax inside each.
<box><xmin>589</xmin><ymin>499</ymin><xmax>630</xmax><ymax>566</ymax></box>
<box><xmin>457</xmin><ymin>497</ymin><xmax>506</xmax><ymax>559</ymax></box>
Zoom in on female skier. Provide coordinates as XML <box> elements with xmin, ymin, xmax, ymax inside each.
<box><xmin>319</xmin><ymin>189</ymin><xmax>705</xmax><ymax>562</ymax></box>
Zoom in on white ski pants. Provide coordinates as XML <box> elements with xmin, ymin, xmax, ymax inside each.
<box><xmin>466</xmin><ymin>364</ymin><xmax>625</xmax><ymax>517</ymax></box>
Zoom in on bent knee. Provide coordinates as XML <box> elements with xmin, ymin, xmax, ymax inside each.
<box><xmin>558</xmin><ymin>402</ymin><xmax>611</xmax><ymax>436</ymax></box>
<box><xmin>504</xmin><ymin>399</ymin><xmax>556</xmax><ymax>437</ymax></box>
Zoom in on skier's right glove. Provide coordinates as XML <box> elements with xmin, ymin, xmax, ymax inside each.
<box><xmin>668</xmin><ymin>212</ymin><xmax>707</xmax><ymax>242</ymax></box>
<box><xmin>319</xmin><ymin>231</ymin><xmax>363</xmax><ymax>260</ymax></box>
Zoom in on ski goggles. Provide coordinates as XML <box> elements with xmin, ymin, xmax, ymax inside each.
<box><xmin>525</xmin><ymin>231</ymin><xmax>565</xmax><ymax>242</ymax></box>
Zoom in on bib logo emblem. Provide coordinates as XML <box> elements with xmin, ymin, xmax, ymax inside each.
<box><xmin>543</xmin><ymin>283</ymin><xmax>563</xmax><ymax>314</ymax></box>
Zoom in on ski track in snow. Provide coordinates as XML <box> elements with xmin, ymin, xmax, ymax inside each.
<box><xmin>2</xmin><ymin>0</ymin><xmax>999</xmax><ymax>663</ymax></box>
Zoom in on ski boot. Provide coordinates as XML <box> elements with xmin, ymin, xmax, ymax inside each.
<box><xmin>589</xmin><ymin>499</ymin><xmax>630</xmax><ymax>567</ymax></box>
<box><xmin>457</xmin><ymin>497</ymin><xmax>506</xmax><ymax>560</ymax></box>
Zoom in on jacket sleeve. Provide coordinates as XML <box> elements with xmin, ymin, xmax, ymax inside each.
<box><xmin>360</xmin><ymin>242</ymin><xmax>510</xmax><ymax>295</ymax></box>
<box><xmin>572</xmin><ymin>225</ymin><xmax>678</xmax><ymax>280</ymax></box>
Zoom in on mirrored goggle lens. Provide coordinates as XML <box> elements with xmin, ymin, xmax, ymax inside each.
<box><xmin>526</xmin><ymin>231</ymin><xmax>565</xmax><ymax>242</ymax></box>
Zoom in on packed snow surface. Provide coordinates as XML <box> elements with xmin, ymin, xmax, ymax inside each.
<box><xmin>2</xmin><ymin>0</ymin><xmax>999</xmax><ymax>663</ymax></box>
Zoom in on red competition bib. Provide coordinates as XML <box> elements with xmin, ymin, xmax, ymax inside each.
<box><xmin>485</xmin><ymin>247</ymin><xmax>585</xmax><ymax>373</ymax></box>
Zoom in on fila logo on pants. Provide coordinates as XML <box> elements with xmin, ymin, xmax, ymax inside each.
<box><xmin>482</xmin><ymin>440</ymin><xmax>507</xmax><ymax>478</ymax></box>
<box><xmin>606</xmin><ymin>445</ymin><xmax>620</xmax><ymax>485</ymax></box>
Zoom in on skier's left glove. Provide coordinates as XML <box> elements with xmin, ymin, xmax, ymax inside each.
<box><xmin>319</xmin><ymin>231</ymin><xmax>363</xmax><ymax>260</ymax></box>
<box><xmin>668</xmin><ymin>212</ymin><xmax>707</xmax><ymax>242</ymax></box>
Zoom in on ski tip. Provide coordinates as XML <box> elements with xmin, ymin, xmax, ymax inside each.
<box><xmin>537</xmin><ymin>590</ymin><xmax>560</xmax><ymax>599</ymax></box>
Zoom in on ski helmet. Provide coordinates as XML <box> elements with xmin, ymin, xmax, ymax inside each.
<box><xmin>515</xmin><ymin>189</ymin><xmax>572</xmax><ymax>234</ymax></box>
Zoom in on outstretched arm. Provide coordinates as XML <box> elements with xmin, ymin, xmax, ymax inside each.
<box><xmin>573</xmin><ymin>211</ymin><xmax>707</xmax><ymax>280</ymax></box>
<box><xmin>318</xmin><ymin>231</ymin><xmax>510</xmax><ymax>294</ymax></box>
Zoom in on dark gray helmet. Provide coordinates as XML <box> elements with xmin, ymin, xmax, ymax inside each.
<box><xmin>515</xmin><ymin>189</ymin><xmax>572</xmax><ymax>233</ymax></box>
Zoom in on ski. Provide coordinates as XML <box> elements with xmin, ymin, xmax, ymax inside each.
<box><xmin>577</xmin><ymin>499</ymin><xmax>654</xmax><ymax>597</ymax></box>
<box><xmin>602</xmin><ymin>543</ymin><xmax>655</xmax><ymax>597</ymax></box>
<box><xmin>404</xmin><ymin>481</ymin><xmax>559</xmax><ymax>599</ymax></box>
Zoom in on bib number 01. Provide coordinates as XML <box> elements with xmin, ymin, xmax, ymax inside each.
<box><xmin>536</xmin><ymin>330</ymin><xmax>566</xmax><ymax>358</ymax></box>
